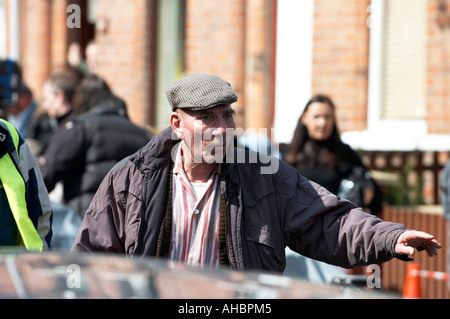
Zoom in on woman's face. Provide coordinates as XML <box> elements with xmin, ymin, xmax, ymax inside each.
<box><xmin>301</xmin><ymin>101</ymin><xmax>335</xmax><ymax>141</ymax></box>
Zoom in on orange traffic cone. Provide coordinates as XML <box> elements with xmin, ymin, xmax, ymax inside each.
<box><xmin>402</xmin><ymin>263</ymin><xmax>422</xmax><ymax>299</ymax></box>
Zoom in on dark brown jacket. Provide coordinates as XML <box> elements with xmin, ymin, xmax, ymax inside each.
<box><xmin>72</xmin><ymin>127</ymin><xmax>408</xmax><ymax>272</ymax></box>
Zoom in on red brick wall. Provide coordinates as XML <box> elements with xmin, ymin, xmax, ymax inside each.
<box><xmin>427</xmin><ymin>0</ymin><xmax>450</xmax><ymax>134</ymax></box>
<box><xmin>185</xmin><ymin>0</ymin><xmax>247</xmax><ymax>128</ymax></box>
<box><xmin>12</xmin><ymin>0</ymin><xmax>450</xmax><ymax>137</ymax></box>
<box><xmin>50</xmin><ymin>0</ymin><xmax>69</xmax><ymax>73</ymax></box>
<box><xmin>15</xmin><ymin>0</ymin><xmax>273</xmax><ymax>131</ymax></box>
<box><xmin>19</xmin><ymin>0</ymin><xmax>51</xmax><ymax>101</ymax></box>
<box><xmin>312</xmin><ymin>0</ymin><xmax>450</xmax><ymax>136</ymax></box>
<box><xmin>244</xmin><ymin>0</ymin><xmax>274</xmax><ymax>132</ymax></box>
<box><xmin>185</xmin><ymin>0</ymin><xmax>274</xmax><ymax>131</ymax></box>
<box><xmin>312</xmin><ymin>0</ymin><xmax>371</xmax><ymax>133</ymax></box>
<box><xmin>17</xmin><ymin>0</ymin><xmax>68</xmax><ymax>101</ymax></box>
<box><xmin>94</xmin><ymin>0</ymin><xmax>151</xmax><ymax>127</ymax></box>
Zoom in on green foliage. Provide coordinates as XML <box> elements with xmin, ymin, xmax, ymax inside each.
<box><xmin>385</xmin><ymin>161</ymin><xmax>424</xmax><ymax>206</ymax></box>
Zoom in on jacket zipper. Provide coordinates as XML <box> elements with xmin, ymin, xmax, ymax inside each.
<box><xmin>133</xmin><ymin>167</ymin><xmax>148</xmax><ymax>256</ymax></box>
<box><xmin>222</xmin><ymin>180</ymin><xmax>244</xmax><ymax>270</ymax></box>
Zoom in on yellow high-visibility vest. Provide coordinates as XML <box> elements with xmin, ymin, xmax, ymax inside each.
<box><xmin>0</xmin><ymin>119</ymin><xmax>43</xmax><ymax>251</ymax></box>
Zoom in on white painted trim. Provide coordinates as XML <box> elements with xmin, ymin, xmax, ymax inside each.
<box><xmin>342</xmin><ymin>0</ymin><xmax>450</xmax><ymax>151</ymax></box>
<box><xmin>7</xmin><ymin>0</ymin><xmax>19</xmax><ymax>60</ymax></box>
<box><xmin>273</xmin><ymin>0</ymin><xmax>314</xmax><ymax>144</ymax></box>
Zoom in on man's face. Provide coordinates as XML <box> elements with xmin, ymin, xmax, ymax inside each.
<box><xmin>171</xmin><ymin>104</ymin><xmax>236</xmax><ymax>164</ymax></box>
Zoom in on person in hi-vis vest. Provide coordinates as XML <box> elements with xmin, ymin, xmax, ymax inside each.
<box><xmin>0</xmin><ymin>59</ymin><xmax>52</xmax><ymax>250</ymax></box>
<box><xmin>0</xmin><ymin>119</ymin><xmax>52</xmax><ymax>250</ymax></box>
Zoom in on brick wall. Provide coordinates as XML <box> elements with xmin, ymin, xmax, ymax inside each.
<box><xmin>244</xmin><ymin>0</ymin><xmax>275</xmax><ymax>132</ymax></box>
<box><xmin>94</xmin><ymin>0</ymin><xmax>152</xmax><ymax>127</ymax></box>
<box><xmin>185</xmin><ymin>0</ymin><xmax>247</xmax><ymax>128</ymax></box>
<box><xmin>14</xmin><ymin>0</ymin><xmax>274</xmax><ymax>131</ymax></box>
<box><xmin>17</xmin><ymin>0</ymin><xmax>154</xmax><ymax>128</ymax></box>
<box><xmin>312</xmin><ymin>0</ymin><xmax>371</xmax><ymax>133</ymax></box>
<box><xmin>17</xmin><ymin>0</ymin><xmax>68</xmax><ymax>102</ymax></box>
<box><xmin>312</xmin><ymin>0</ymin><xmax>450</xmax><ymax>136</ymax></box>
<box><xmin>12</xmin><ymin>0</ymin><xmax>450</xmax><ymax>137</ymax></box>
<box><xmin>50</xmin><ymin>0</ymin><xmax>69</xmax><ymax>73</ymax></box>
<box><xmin>19</xmin><ymin>0</ymin><xmax>51</xmax><ymax>101</ymax></box>
<box><xmin>185</xmin><ymin>0</ymin><xmax>275</xmax><ymax>131</ymax></box>
<box><xmin>427</xmin><ymin>0</ymin><xmax>450</xmax><ymax>134</ymax></box>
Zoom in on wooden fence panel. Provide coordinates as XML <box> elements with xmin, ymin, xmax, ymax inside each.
<box><xmin>381</xmin><ymin>205</ymin><xmax>449</xmax><ymax>299</ymax></box>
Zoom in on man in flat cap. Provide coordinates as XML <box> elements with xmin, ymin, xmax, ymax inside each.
<box><xmin>72</xmin><ymin>73</ymin><xmax>440</xmax><ymax>273</ymax></box>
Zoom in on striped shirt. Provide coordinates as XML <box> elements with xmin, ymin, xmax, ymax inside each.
<box><xmin>169</xmin><ymin>145</ymin><xmax>221</xmax><ymax>267</ymax></box>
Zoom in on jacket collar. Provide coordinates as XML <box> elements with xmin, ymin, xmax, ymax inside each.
<box><xmin>129</xmin><ymin>126</ymin><xmax>178</xmax><ymax>174</ymax></box>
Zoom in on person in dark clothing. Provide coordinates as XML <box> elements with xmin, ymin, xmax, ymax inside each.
<box><xmin>39</xmin><ymin>74</ymin><xmax>154</xmax><ymax>217</ymax></box>
<box><xmin>282</xmin><ymin>94</ymin><xmax>385</xmax><ymax>282</ymax></box>
<box><xmin>72</xmin><ymin>74</ymin><xmax>440</xmax><ymax>275</ymax></box>
<box><xmin>284</xmin><ymin>94</ymin><xmax>383</xmax><ymax>215</ymax></box>
<box><xmin>28</xmin><ymin>71</ymin><xmax>78</xmax><ymax>156</ymax></box>
<box><xmin>30</xmin><ymin>72</ymin><xmax>79</xmax><ymax>251</ymax></box>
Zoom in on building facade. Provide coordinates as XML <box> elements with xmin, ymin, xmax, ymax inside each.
<box><xmin>1</xmin><ymin>0</ymin><xmax>450</xmax><ymax>149</ymax></box>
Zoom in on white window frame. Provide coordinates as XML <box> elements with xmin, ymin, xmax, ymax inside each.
<box><xmin>273</xmin><ymin>0</ymin><xmax>314</xmax><ymax>144</ymax></box>
<box><xmin>342</xmin><ymin>0</ymin><xmax>450</xmax><ymax>151</ymax></box>
<box><xmin>1</xmin><ymin>0</ymin><xmax>20</xmax><ymax>60</ymax></box>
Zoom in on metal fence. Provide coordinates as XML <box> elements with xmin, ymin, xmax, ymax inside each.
<box><xmin>359</xmin><ymin>150</ymin><xmax>450</xmax><ymax>205</ymax></box>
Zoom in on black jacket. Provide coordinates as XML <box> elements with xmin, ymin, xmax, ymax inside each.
<box><xmin>73</xmin><ymin>127</ymin><xmax>408</xmax><ymax>271</ymax></box>
<box><xmin>40</xmin><ymin>103</ymin><xmax>153</xmax><ymax>216</ymax></box>
<box><xmin>287</xmin><ymin>139</ymin><xmax>384</xmax><ymax>214</ymax></box>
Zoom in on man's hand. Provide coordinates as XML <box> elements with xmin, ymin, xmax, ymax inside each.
<box><xmin>395</xmin><ymin>230</ymin><xmax>442</xmax><ymax>258</ymax></box>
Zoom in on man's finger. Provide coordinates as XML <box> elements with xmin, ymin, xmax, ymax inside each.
<box><xmin>396</xmin><ymin>244</ymin><xmax>415</xmax><ymax>257</ymax></box>
<box><xmin>425</xmin><ymin>244</ymin><xmax>439</xmax><ymax>257</ymax></box>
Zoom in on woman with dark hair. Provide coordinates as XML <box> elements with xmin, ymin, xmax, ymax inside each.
<box><xmin>283</xmin><ymin>94</ymin><xmax>384</xmax><ymax>284</ymax></box>
<box><xmin>285</xmin><ymin>94</ymin><xmax>383</xmax><ymax>215</ymax></box>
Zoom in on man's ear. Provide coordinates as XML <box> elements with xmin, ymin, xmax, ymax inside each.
<box><xmin>170</xmin><ymin>112</ymin><xmax>184</xmax><ymax>140</ymax></box>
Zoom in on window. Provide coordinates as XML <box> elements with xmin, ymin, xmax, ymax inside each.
<box><xmin>344</xmin><ymin>0</ymin><xmax>431</xmax><ymax>150</ymax></box>
<box><xmin>382</xmin><ymin>0</ymin><xmax>427</xmax><ymax>119</ymax></box>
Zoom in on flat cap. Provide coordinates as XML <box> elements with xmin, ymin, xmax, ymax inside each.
<box><xmin>166</xmin><ymin>73</ymin><xmax>238</xmax><ymax>111</ymax></box>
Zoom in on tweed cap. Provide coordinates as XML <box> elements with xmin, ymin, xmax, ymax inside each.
<box><xmin>166</xmin><ymin>73</ymin><xmax>238</xmax><ymax>111</ymax></box>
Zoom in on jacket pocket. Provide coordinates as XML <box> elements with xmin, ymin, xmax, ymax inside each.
<box><xmin>126</xmin><ymin>241</ymin><xmax>136</xmax><ymax>255</ymax></box>
<box><xmin>125</xmin><ymin>221</ymin><xmax>139</xmax><ymax>256</ymax></box>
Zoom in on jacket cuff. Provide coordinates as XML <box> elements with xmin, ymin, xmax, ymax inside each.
<box><xmin>388</xmin><ymin>228</ymin><xmax>414</xmax><ymax>262</ymax></box>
